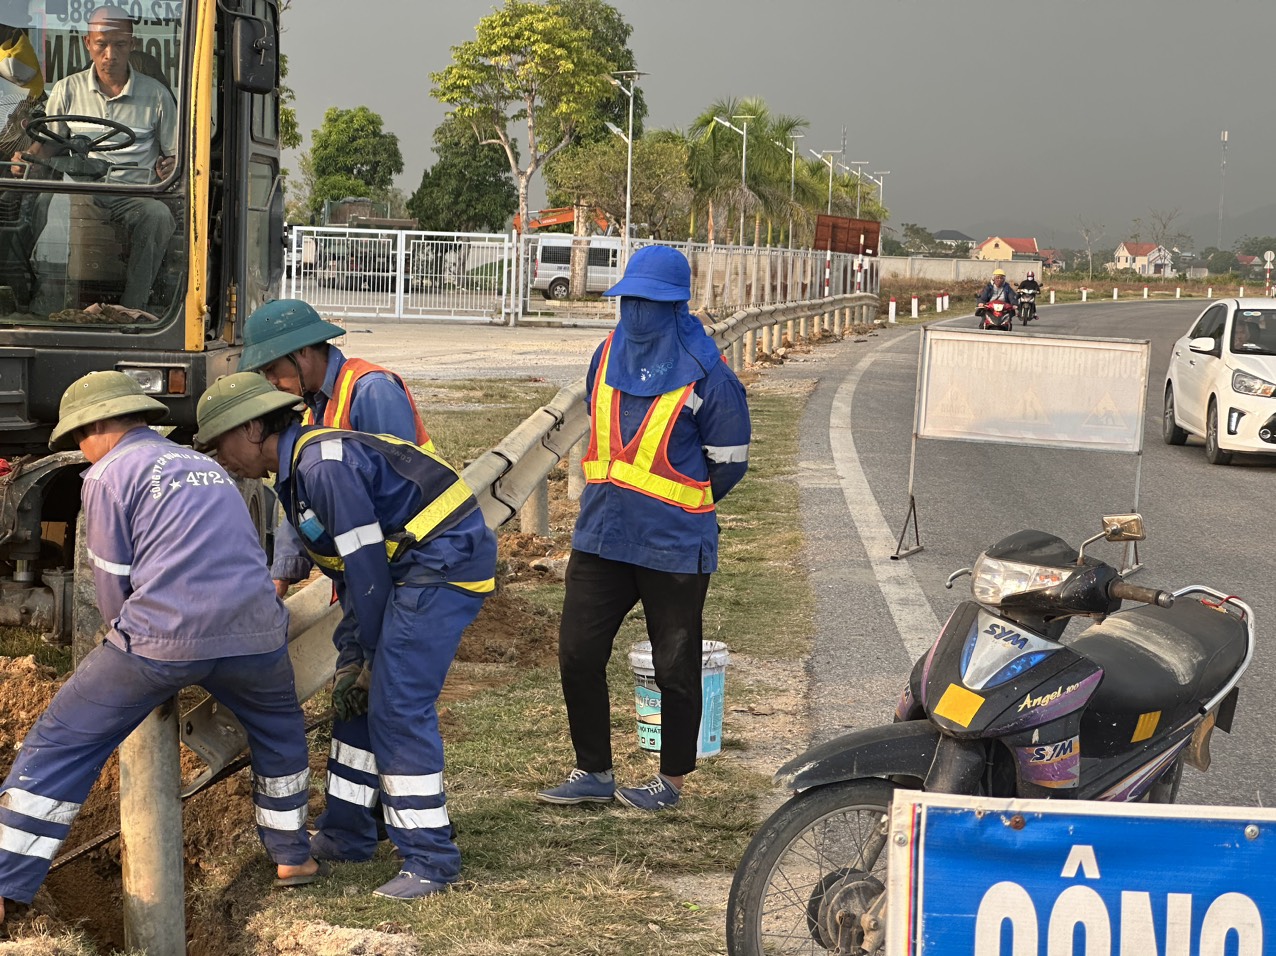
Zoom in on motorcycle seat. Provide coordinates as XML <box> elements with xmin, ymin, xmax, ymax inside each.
<box><xmin>1069</xmin><ymin>598</ymin><xmax>1247</xmax><ymax>715</ymax></box>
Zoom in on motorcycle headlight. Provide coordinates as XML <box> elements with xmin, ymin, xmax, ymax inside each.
<box><xmin>1232</xmin><ymin>370</ymin><xmax>1276</xmax><ymax>398</ymax></box>
<box><xmin>971</xmin><ymin>553</ymin><xmax>1072</xmax><ymax>606</ymax></box>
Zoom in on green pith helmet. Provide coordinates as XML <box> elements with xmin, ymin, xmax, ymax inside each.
<box><xmin>237</xmin><ymin>299</ymin><xmax>344</xmax><ymax>372</ymax></box>
<box><xmin>49</xmin><ymin>371</ymin><xmax>168</xmax><ymax>452</ymax></box>
<box><xmin>194</xmin><ymin>372</ymin><xmax>301</xmax><ymax>447</ymax></box>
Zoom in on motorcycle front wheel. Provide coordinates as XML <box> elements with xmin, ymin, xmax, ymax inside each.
<box><xmin>726</xmin><ymin>778</ymin><xmax>899</xmax><ymax>956</ymax></box>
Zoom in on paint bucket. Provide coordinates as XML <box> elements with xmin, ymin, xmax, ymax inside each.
<box><xmin>628</xmin><ymin>641</ymin><xmax>729</xmax><ymax>759</ymax></box>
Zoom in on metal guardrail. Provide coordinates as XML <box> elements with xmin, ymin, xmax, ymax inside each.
<box><xmin>178</xmin><ymin>290</ymin><xmax>880</xmax><ymax>782</ymax></box>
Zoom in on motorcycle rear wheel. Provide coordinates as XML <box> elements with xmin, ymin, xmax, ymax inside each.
<box><xmin>726</xmin><ymin>778</ymin><xmax>898</xmax><ymax>956</ymax></box>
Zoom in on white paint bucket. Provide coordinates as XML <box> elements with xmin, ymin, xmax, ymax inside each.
<box><xmin>628</xmin><ymin>640</ymin><xmax>729</xmax><ymax>759</ymax></box>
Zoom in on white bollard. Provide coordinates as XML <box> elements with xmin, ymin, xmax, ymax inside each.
<box><xmin>1081</xmin><ymin>289</ymin><xmax>1088</xmax><ymax>302</ymax></box>
<box><xmin>889</xmin><ymin>296</ymin><xmax>897</xmax><ymax>324</ymax></box>
<box><xmin>1143</xmin><ymin>286</ymin><xmax>1148</xmax><ymax>299</ymax></box>
<box><xmin>1207</xmin><ymin>287</ymin><xmax>1212</xmax><ymax>298</ymax></box>
<box><xmin>942</xmin><ymin>292</ymin><xmax>950</xmax><ymax>311</ymax></box>
<box><xmin>1113</xmin><ymin>287</ymin><xmax>1119</xmax><ymax>300</ymax></box>
<box><xmin>911</xmin><ymin>295</ymin><xmax>919</xmax><ymax>318</ymax></box>
<box><xmin>935</xmin><ymin>293</ymin><xmax>942</xmax><ymax>313</ymax></box>
<box><xmin>1176</xmin><ymin>288</ymin><xmax>1181</xmax><ymax>299</ymax></box>
<box><xmin>1049</xmin><ymin>290</ymin><xmax>1056</xmax><ymax>304</ymax></box>
<box><xmin>1239</xmin><ymin>286</ymin><xmax>1245</xmax><ymax>297</ymax></box>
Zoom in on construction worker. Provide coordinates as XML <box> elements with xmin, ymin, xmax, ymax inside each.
<box><xmin>537</xmin><ymin>245</ymin><xmax>751</xmax><ymax>811</ymax></box>
<box><xmin>236</xmin><ymin>298</ymin><xmax>432</xmax><ymax>597</ymax></box>
<box><xmin>194</xmin><ymin>372</ymin><xmax>496</xmax><ymax>900</ymax></box>
<box><xmin>0</xmin><ymin>372</ymin><xmax>322</xmax><ymax>925</ymax></box>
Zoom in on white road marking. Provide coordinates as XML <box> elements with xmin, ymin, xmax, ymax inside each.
<box><xmin>829</xmin><ymin>338</ymin><xmax>940</xmax><ymax>661</ymax></box>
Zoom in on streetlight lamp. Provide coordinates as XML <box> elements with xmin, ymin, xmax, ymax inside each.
<box><xmin>714</xmin><ymin>114</ymin><xmax>755</xmax><ymax>246</ymax></box>
<box><xmin>772</xmin><ymin>133</ymin><xmax>804</xmax><ymax>247</ymax></box>
<box><xmin>809</xmin><ymin>149</ymin><xmax>837</xmax><ymax>214</ymax></box>
<box><xmin>608</xmin><ymin>70</ymin><xmax>646</xmax><ymax>269</ymax></box>
<box><xmin>836</xmin><ymin>160</ymin><xmax>870</xmax><ymax>217</ymax></box>
<box><xmin>871</xmin><ymin>170</ymin><xmax>892</xmax><ymax>207</ymax></box>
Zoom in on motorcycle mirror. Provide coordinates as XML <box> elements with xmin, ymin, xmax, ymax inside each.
<box><xmin>1101</xmin><ymin>513</ymin><xmax>1145</xmax><ymax>542</ymax></box>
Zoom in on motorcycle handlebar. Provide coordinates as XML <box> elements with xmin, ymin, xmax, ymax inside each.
<box><xmin>1109</xmin><ymin>580</ymin><xmax>1174</xmax><ymax>608</ymax></box>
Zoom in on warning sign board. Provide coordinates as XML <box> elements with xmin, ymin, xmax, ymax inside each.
<box><xmin>915</xmin><ymin>330</ymin><xmax>1149</xmax><ymax>454</ymax></box>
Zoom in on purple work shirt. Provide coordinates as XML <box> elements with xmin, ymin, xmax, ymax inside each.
<box><xmin>81</xmin><ymin>428</ymin><xmax>287</xmax><ymax>660</ymax></box>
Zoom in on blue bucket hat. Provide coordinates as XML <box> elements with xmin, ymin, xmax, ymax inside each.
<box><xmin>604</xmin><ymin>246</ymin><xmax>691</xmax><ymax>302</ymax></box>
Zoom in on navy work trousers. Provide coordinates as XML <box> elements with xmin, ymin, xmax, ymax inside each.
<box><xmin>0</xmin><ymin>641</ymin><xmax>311</xmax><ymax>904</ymax></box>
<box><xmin>315</xmin><ymin>583</ymin><xmax>484</xmax><ymax>884</ymax></box>
<box><xmin>558</xmin><ymin>549</ymin><xmax>711</xmax><ymax>779</ymax></box>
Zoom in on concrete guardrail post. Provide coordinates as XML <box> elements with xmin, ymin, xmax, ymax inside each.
<box><xmin>519</xmin><ymin>478</ymin><xmax>549</xmax><ymax>535</ymax></box>
<box><xmin>567</xmin><ymin>438</ymin><xmax>585</xmax><ymax>501</ymax></box>
<box><xmin>745</xmin><ymin>329</ymin><xmax>757</xmax><ymax>363</ymax></box>
<box><xmin>120</xmin><ymin>701</ymin><xmax>185</xmax><ymax>955</ymax></box>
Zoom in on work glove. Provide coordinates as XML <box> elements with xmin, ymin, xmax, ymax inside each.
<box><xmin>331</xmin><ymin>661</ymin><xmax>372</xmax><ymax>721</ymax></box>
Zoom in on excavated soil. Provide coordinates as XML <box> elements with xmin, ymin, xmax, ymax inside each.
<box><xmin>0</xmin><ymin>526</ymin><xmax>569</xmax><ymax>953</ymax></box>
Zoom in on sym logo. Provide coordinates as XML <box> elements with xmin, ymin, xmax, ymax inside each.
<box><xmin>984</xmin><ymin>622</ymin><xmax>1029</xmax><ymax>650</ymax></box>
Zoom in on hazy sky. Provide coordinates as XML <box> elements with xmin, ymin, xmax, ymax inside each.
<box><xmin>283</xmin><ymin>0</ymin><xmax>1276</xmax><ymax>249</ymax></box>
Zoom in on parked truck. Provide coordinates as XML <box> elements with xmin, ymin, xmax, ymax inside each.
<box><xmin>0</xmin><ymin>0</ymin><xmax>285</xmax><ymax>646</ymax></box>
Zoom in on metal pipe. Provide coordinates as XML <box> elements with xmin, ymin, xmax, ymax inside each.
<box><xmin>120</xmin><ymin>699</ymin><xmax>185</xmax><ymax>955</ymax></box>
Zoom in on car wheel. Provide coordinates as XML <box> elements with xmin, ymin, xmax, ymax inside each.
<box><xmin>1162</xmin><ymin>387</ymin><xmax>1188</xmax><ymax>446</ymax></box>
<box><xmin>1205</xmin><ymin>400</ymin><xmax>1232</xmax><ymax>465</ymax></box>
<box><xmin>548</xmin><ymin>278</ymin><xmax>570</xmax><ymax>300</ymax></box>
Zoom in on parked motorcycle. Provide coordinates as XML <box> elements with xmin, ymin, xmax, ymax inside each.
<box><xmin>1018</xmin><ymin>287</ymin><xmax>1039</xmax><ymax>323</ymax></box>
<box><xmin>725</xmin><ymin>514</ymin><xmax>1252</xmax><ymax>956</ymax></box>
<box><xmin>975</xmin><ymin>298</ymin><xmax>1016</xmax><ymax>331</ymax></box>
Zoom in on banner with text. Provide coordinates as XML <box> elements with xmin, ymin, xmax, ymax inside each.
<box><xmin>887</xmin><ymin>792</ymin><xmax>1267</xmax><ymax>956</ymax></box>
<box><xmin>915</xmin><ymin>330</ymin><xmax>1150</xmax><ymax>454</ymax></box>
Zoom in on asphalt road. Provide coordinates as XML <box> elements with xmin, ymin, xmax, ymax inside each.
<box><xmin>782</xmin><ymin>299</ymin><xmax>1276</xmax><ymax>808</ymax></box>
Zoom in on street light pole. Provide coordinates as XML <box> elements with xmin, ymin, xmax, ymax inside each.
<box><xmin>810</xmin><ymin>149</ymin><xmax>836</xmax><ymax>214</ymax></box>
<box><xmin>714</xmin><ymin>114</ymin><xmax>755</xmax><ymax>246</ymax></box>
<box><xmin>836</xmin><ymin>160</ymin><xmax>870</xmax><ymax>217</ymax></box>
<box><xmin>871</xmin><ymin>170</ymin><xmax>891</xmax><ymax>207</ymax></box>
<box><xmin>773</xmin><ymin>133</ymin><xmax>804</xmax><ymax>247</ymax></box>
<box><xmin>608</xmin><ymin>70</ymin><xmax>646</xmax><ymax>270</ymax></box>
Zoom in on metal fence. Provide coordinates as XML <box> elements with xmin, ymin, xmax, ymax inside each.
<box><xmin>284</xmin><ymin>226</ymin><xmax>880</xmax><ymax>326</ymax></box>
<box><xmin>285</xmin><ymin>226</ymin><xmax>514</xmax><ymax>322</ymax></box>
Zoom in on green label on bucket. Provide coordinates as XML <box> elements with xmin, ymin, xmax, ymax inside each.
<box><xmin>635</xmin><ymin>684</ymin><xmax>662</xmax><ymax>752</ymax></box>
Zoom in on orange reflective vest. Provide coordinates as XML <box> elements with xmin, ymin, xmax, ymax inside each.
<box><xmin>301</xmin><ymin>357</ymin><xmax>434</xmax><ymax>451</ymax></box>
<box><xmin>580</xmin><ymin>334</ymin><xmax>714</xmax><ymax>513</ymax></box>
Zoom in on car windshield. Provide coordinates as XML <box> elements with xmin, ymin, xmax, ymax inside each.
<box><xmin>1231</xmin><ymin>309</ymin><xmax>1276</xmax><ymax>356</ymax></box>
<box><xmin>0</xmin><ymin>1</ymin><xmax>186</xmax><ymax>329</ymax></box>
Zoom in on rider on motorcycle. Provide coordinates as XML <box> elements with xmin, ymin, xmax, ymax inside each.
<box><xmin>1016</xmin><ymin>271</ymin><xmax>1041</xmax><ymax>322</ymax></box>
<box><xmin>1017</xmin><ymin>271</ymin><xmax>1042</xmax><ymax>295</ymax></box>
<box><xmin>978</xmin><ymin>268</ymin><xmax>1018</xmax><ymax>308</ymax></box>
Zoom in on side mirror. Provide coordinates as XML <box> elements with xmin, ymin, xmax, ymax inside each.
<box><xmin>233</xmin><ymin>18</ymin><xmax>276</xmax><ymax>94</ymax></box>
<box><xmin>1101</xmin><ymin>513</ymin><xmax>1145</xmax><ymax>542</ymax></box>
<box><xmin>1188</xmin><ymin>336</ymin><xmax>1217</xmax><ymax>355</ymax></box>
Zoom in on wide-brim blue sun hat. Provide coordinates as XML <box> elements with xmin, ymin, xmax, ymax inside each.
<box><xmin>604</xmin><ymin>246</ymin><xmax>691</xmax><ymax>302</ymax></box>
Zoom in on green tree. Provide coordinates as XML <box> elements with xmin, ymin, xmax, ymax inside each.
<box><xmin>279</xmin><ymin>54</ymin><xmax>301</xmax><ymax>151</ymax></box>
<box><xmin>430</xmin><ymin>0</ymin><xmax>613</xmax><ymax>232</ymax></box>
<box><xmin>1207</xmin><ymin>250</ymin><xmax>1238</xmax><ymax>275</ymax></box>
<box><xmin>549</xmin><ymin>0</ymin><xmax>646</xmax><ymax>142</ymax></box>
<box><xmin>301</xmin><ymin>106</ymin><xmax>405</xmax><ymax>219</ymax></box>
<box><xmin>544</xmin><ymin>132</ymin><xmax>690</xmax><ymax>240</ymax></box>
<box><xmin>901</xmin><ymin>223</ymin><xmax>937</xmax><ymax>254</ymax></box>
<box><xmin>408</xmin><ymin>117</ymin><xmax>519</xmax><ymax>232</ymax></box>
<box><xmin>1235</xmin><ymin>235</ymin><xmax>1276</xmax><ymax>257</ymax></box>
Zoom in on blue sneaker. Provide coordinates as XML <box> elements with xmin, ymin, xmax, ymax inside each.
<box><xmin>372</xmin><ymin>870</ymin><xmax>450</xmax><ymax>900</ymax></box>
<box><xmin>616</xmin><ymin>775</ymin><xmax>681</xmax><ymax>811</ymax></box>
<box><xmin>536</xmin><ymin>769</ymin><xmax>615</xmax><ymax>805</ymax></box>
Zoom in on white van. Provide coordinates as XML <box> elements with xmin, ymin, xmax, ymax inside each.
<box><xmin>531</xmin><ymin>235</ymin><xmax>623</xmax><ymax>299</ymax></box>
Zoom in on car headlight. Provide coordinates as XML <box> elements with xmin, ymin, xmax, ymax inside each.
<box><xmin>971</xmin><ymin>553</ymin><xmax>1072</xmax><ymax>606</ymax></box>
<box><xmin>118</xmin><ymin>365</ymin><xmax>188</xmax><ymax>396</ymax></box>
<box><xmin>1232</xmin><ymin>370</ymin><xmax>1276</xmax><ymax>398</ymax></box>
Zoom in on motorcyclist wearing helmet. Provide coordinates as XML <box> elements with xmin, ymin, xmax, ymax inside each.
<box><xmin>238</xmin><ymin>299</ymin><xmax>433</xmax><ymax>597</ymax></box>
<box><xmin>1018</xmin><ymin>271</ymin><xmax>1042</xmax><ymax>295</ymax></box>
<box><xmin>978</xmin><ymin>268</ymin><xmax>1018</xmax><ymax>307</ymax></box>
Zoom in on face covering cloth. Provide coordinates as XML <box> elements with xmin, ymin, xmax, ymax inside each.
<box><xmin>603</xmin><ymin>298</ymin><xmax>724</xmax><ymax>397</ymax></box>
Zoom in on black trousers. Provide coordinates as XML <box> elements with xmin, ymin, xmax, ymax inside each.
<box><xmin>558</xmin><ymin>549</ymin><xmax>711</xmax><ymax>778</ymax></box>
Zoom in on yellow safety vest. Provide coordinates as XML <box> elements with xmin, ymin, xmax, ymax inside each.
<box><xmin>581</xmin><ymin>334</ymin><xmax>714</xmax><ymax>513</ymax></box>
<box><xmin>290</xmin><ymin>427</ymin><xmax>492</xmax><ymax>594</ymax></box>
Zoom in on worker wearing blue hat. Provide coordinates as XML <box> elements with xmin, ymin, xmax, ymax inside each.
<box><xmin>538</xmin><ymin>245</ymin><xmax>752</xmax><ymax>811</ymax></box>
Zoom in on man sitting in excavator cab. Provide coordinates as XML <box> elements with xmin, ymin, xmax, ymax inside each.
<box><xmin>6</xmin><ymin>4</ymin><xmax>177</xmax><ymax>314</ymax></box>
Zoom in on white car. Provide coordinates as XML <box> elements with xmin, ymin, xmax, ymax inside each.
<box><xmin>1163</xmin><ymin>298</ymin><xmax>1276</xmax><ymax>464</ymax></box>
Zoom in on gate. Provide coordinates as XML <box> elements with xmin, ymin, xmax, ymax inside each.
<box><xmin>286</xmin><ymin>226</ymin><xmax>515</xmax><ymax>322</ymax></box>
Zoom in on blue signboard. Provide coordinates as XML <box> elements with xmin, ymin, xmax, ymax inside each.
<box><xmin>887</xmin><ymin>793</ymin><xmax>1268</xmax><ymax>956</ymax></box>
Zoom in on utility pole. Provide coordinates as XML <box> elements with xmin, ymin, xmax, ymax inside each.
<box><xmin>1217</xmin><ymin>130</ymin><xmax>1228</xmax><ymax>250</ymax></box>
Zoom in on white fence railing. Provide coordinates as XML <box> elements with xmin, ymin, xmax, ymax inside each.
<box><xmin>285</xmin><ymin>226</ymin><xmax>880</xmax><ymax>326</ymax></box>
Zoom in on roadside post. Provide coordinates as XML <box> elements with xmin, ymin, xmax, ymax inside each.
<box><xmin>887</xmin><ymin>792</ymin><xmax>1271</xmax><ymax>956</ymax></box>
<box><xmin>1264</xmin><ymin>250</ymin><xmax>1274</xmax><ymax>295</ymax></box>
<box><xmin>889</xmin><ymin>296</ymin><xmax>897</xmax><ymax>324</ymax></box>
<box><xmin>1143</xmin><ymin>286</ymin><xmax>1148</xmax><ymax>299</ymax></box>
<box><xmin>911</xmin><ymin>295</ymin><xmax>918</xmax><ymax>319</ymax></box>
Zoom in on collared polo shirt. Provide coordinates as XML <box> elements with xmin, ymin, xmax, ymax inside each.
<box><xmin>45</xmin><ymin>66</ymin><xmax>176</xmax><ymax>184</ymax></box>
